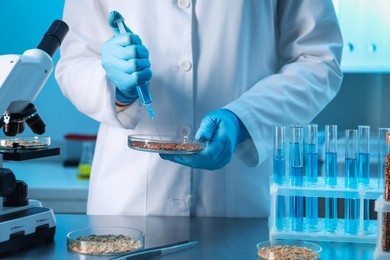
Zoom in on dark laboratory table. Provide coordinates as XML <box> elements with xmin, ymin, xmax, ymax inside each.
<box><xmin>4</xmin><ymin>214</ymin><xmax>376</xmax><ymax>259</ymax></box>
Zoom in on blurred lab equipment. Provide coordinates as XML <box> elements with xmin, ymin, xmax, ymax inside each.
<box><xmin>0</xmin><ymin>19</ymin><xmax>68</xmax><ymax>254</ymax></box>
<box><xmin>77</xmin><ymin>141</ymin><xmax>93</xmax><ymax>180</ymax></box>
<box><xmin>63</xmin><ymin>134</ymin><xmax>96</xmax><ymax>167</ymax></box>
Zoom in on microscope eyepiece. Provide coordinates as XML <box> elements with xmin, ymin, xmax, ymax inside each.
<box><xmin>37</xmin><ymin>20</ymin><xmax>69</xmax><ymax>57</ymax></box>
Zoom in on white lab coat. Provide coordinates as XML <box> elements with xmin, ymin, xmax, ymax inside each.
<box><xmin>55</xmin><ymin>0</ymin><xmax>343</xmax><ymax>217</ymax></box>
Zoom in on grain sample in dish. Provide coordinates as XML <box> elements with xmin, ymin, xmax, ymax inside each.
<box><xmin>68</xmin><ymin>234</ymin><xmax>142</xmax><ymax>255</ymax></box>
<box><xmin>0</xmin><ymin>136</ymin><xmax>50</xmax><ymax>149</ymax></box>
<box><xmin>258</xmin><ymin>245</ymin><xmax>319</xmax><ymax>260</ymax></box>
<box><xmin>257</xmin><ymin>241</ymin><xmax>321</xmax><ymax>260</ymax></box>
<box><xmin>67</xmin><ymin>227</ymin><xmax>144</xmax><ymax>255</ymax></box>
<box><xmin>131</xmin><ymin>140</ymin><xmax>203</xmax><ymax>152</ymax></box>
<box><xmin>128</xmin><ymin>135</ymin><xmax>207</xmax><ymax>154</ymax></box>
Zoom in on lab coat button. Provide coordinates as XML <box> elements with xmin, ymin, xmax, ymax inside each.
<box><xmin>180</xmin><ymin>60</ymin><xmax>192</xmax><ymax>72</ymax></box>
<box><xmin>186</xmin><ymin>195</ymin><xmax>195</xmax><ymax>206</ymax></box>
<box><xmin>178</xmin><ymin>0</ymin><xmax>191</xmax><ymax>9</ymax></box>
<box><xmin>180</xmin><ymin>126</ymin><xmax>191</xmax><ymax>136</ymax></box>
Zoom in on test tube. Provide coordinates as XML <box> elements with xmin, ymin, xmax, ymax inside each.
<box><xmin>289</xmin><ymin>125</ymin><xmax>304</xmax><ymax>232</ymax></box>
<box><xmin>358</xmin><ymin>125</ymin><xmax>370</xmax><ymax>233</ymax></box>
<box><xmin>378</xmin><ymin>128</ymin><xmax>390</xmax><ymax>190</ymax></box>
<box><xmin>305</xmin><ymin>124</ymin><xmax>318</xmax><ymax>230</ymax></box>
<box><xmin>273</xmin><ymin>125</ymin><xmax>287</xmax><ymax>231</ymax></box>
<box><xmin>344</xmin><ymin>129</ymin><xmax>359</xmax><ymax>235</ymax></box>
<box><xmin>325</xmin><ymin>125</ymin><xmax>338</xmax><ymax>233</ymax></box>
<box><xmin>358</xmin><ymin>125</ymin><xmax>371</xmax><ymax>186</ymax></box>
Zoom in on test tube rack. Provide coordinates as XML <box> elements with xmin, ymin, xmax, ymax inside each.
<box><xmin>374</xmin><ymin>196</ymin><xmax>390</xmax><ymax>259</ymax></box>
<box><xmin>269</xmin><ymin>177</ymin><xmax>382</xmax><ymax>243</ymax></box>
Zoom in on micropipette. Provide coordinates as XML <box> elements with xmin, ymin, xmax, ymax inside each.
<box><xmin>115</xmin><ymin>18</ymin><xmax>155</xmax><ymax>119</ymax></box>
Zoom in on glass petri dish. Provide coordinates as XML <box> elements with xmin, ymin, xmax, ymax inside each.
<box><xmin>67</xmin><ymin>226</ymin><xmax>144</xmax><ymax>256</ymax></box>
<box><xmin>128</xmin><ymin>134</ymin><xmax>207</xmax><ymax>155</ymax></box>
<box><xmin>257</xmin><ymin>240</ymin><xmax>321</xmax><ymax>260</ymax></box>
<box><xmin>0</xmin><ymin>136</ymin><xmax>50</xmax><ymax>149</ymax></box>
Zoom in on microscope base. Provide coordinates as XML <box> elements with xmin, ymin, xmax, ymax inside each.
<box><xmin>0</xmin><ymin>200</ymin><xmax>56</xmax><ymax>256</ymax></box>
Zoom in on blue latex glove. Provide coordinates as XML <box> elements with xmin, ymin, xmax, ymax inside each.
<box><xmin>101</xmin><ymin>11</ymin><xmax>152</xmax><ymax>104</ymax></box>
<box><xmin>160</xmin><ymin>109</ymin><xmax>249</xmax><ymax>170</ymax></box>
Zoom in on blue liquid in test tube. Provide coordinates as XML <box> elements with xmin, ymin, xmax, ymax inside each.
<box><xmin>358</xmin><ymin>125</ymin><xmax>370</xmax><ymax>233</ymax></box>
<box><xmin>358</xmin><ymin>125</ymin><xmax>370</xmax><ymax>186</ymax></box>
<box><xmin>344</xmin><ymin>129</ymin><xmax>359</xmax><ymax>235</ymax></box>
<box><xmin>325</xmin><ymin>125</ymin><xmax>338</xmax><ymax>233</ymax></box>
<box><xmin>305</xmin><ymin>124</ymin><xmax>319</xmax><ymax>230</ymax></box>
<box><xmin>273</xmin><ymin>125</ymin><xmax>286</xmax><ymax>231</ymax></box>
<box><xmin>289</xmin><ymin>125</ymin><xmax>304</xmax><ymax>232</ymax></box>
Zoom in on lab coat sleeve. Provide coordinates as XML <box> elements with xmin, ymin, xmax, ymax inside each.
<box><xmin>55</xmin><ymin>0</ymin><xmax>142</xmax><ymax>129</ymax></box>
<box><xmin>225</xmin><ymin>0</ymin><xmax>343</xmax><ymax>167</ymax></box>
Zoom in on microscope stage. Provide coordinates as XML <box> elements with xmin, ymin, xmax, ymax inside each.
<box><xmin>0</xmin><ymin>147</ymin><xmax>60</xmax><ymax>161</ymax></box>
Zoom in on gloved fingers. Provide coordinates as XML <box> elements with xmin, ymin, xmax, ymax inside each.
<box><xmin>108</xmin><ymin>11</ymin><xmax>133</xmax><ymax>34</ymax></box>
<box><xmin>110</xmin><ymin>33</ymin><xmax>142</xmax><ymax>47</ymax></box>
<box><xmin>112</xmin><ymin>67</ymin><xmax>152</xmax><ymax>89</ymax></box>
<box><xmin>122</xmin><ymin>59</ymin><xmax>151</xmax><ymax>74</ymax></box>
<box><xmin>130</xmin><ymin>68</ymin><xmax>152</xmax><ymax>85</ymax></box>
<box><xmin>103</xmin><ymin>63</ymin><xmax>145</xmax><ymax>88</ymax></box>
<box><xmin>103</xmin><ymin>40</ymin><xmax>148</xmax><ymax>60</ymax></box>
<box><xmin>103</xmin><ymin>57</ymin><xmax>150</xmax><ymax>74</ymax></box>
<box><xmin>159</xmin><ymin>141</ymin><xmax>231</xmax><ymax>170</ymax></box>
<box><xmin>160</xmin><ymin>153</ymin><xmax>207</xmax><ymax>169</ymax></box>
<box><xmin>195</xmin><ymin>115</ymin><xmax>219</xmax><ymax>141</ymax></box>
<box><xmin>121</xmin><ymin>45</ymin><xmax>149</xmax><ymax>60</ymax></box>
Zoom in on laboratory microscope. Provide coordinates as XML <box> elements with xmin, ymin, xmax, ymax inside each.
<box><xmin>0</xmin><ymin>19</ymin><xmax>68</xmax><ymax>255</ymax></box>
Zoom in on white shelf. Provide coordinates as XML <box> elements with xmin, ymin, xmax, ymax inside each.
<box><xmin>2</xmin><ymin>161</ymin><xmax>89</xmax><ymax>214</ymax></box>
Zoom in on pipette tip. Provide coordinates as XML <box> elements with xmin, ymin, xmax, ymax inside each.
<box><xmin>146</xmin><ymin>104</ymin><xmax>155</xmax><ymax>120</ymax></box>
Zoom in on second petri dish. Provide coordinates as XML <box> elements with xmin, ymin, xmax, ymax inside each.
<box><xmin>67</xmin><ymin>226</ymin><xmax>144</xmax><ymax>256</ymax></box>
<box><xmin>257</xmin><ymin>240</ymin><xmax>321</xmax><ymax>260</ymax></box>
<box><xmin>128</xmin><ymin>134</ymin><xmax>207</xmax><ymax>155</ymax></box>
<box><xmin>0</xmin><ymin>136</ymin><xmax>50</xmax><ymax>149</ymax></box>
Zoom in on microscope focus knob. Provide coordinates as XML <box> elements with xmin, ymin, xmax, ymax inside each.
<box><xmin>0</xmin><ymin>168</ymin><xmax>16</xmax><ymax>197</ymax></box>
<box><xmin>4</xmin><ymin>180</ymin><xmax>28</xmax><ymax>207</ymax></box>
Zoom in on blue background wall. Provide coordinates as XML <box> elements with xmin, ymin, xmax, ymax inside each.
<box><xmin>0</xmin><ymin>0</ymin><xmax>99</xmax><ymax>158</ymax></box>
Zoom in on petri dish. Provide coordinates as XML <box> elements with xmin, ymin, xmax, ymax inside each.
<box><xmin>128</xmin><ymin>134</ymin><xmax>207</xmax><ymax>155</ymax></box>
<box><xmin>67</xmin><ymin>226</ymin><xmax>144</xmax><ymax>256</ymax></box>
<box><xmin>0</xmin><ymin>136</ymin><xmax>50</xmax><ymax>149</ymax></box>
<box><xmin>257</xmin><ymin>240</ymin><xmax>321</xmax><ymax>260</ymax></box>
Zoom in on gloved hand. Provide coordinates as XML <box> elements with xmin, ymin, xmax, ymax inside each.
<box><xmin>160</xmin><ymin>109</ymin><xmax>249</xmax><ymax>170</ymax></box>
<box><xmin>101</xmin><ymin>11</ymin><xmax>152</xmax><ymax>104</ymax></box>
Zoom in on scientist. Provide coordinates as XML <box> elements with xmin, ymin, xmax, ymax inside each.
<box><xmin>55</xmin><ymin>0</ymin><xmax>343</xmax><ymax>217</ymax></box>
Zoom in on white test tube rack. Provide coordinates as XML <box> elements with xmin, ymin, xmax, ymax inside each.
<box><xmin>269</xmin><ymin>177</ymin><xmax>382</xmax><ymax>243</ymax></box>
<box><xmin>374</xmin><ymin>196</ymin><xmax>390</xmax><ymax>259</ymax></box>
